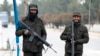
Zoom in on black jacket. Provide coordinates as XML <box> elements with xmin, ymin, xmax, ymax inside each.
<box><xmin>15</xmin><ymin>17</ymin><xmax>47</xmax><ymax>52</ymax></box>
<box><xmin>60</xmin><ymin>23</ymin><xmax>89</xmax><ymax>53</ymax></box>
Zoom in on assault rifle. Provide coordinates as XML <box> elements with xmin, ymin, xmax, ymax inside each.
<box><xmin>18</xmin><ymin>21</ymin><xmax>57</xmax><ymax>53</ymax></box>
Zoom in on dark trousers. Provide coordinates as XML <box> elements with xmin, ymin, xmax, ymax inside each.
<box><xmin>24</xmin><ymin>51</ymin><xmax>42</xmax><ymax>56</ymax></box>
<box><xmin>65</xmin><ymin>52</ymin><xmax>82</xmax><ymax>56</ymax></box>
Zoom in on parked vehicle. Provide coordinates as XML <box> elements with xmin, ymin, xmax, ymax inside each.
<box><xmin>0</xmin><ymin>12</ymin><xmax>9</xmax><ymax>28</ymax></box>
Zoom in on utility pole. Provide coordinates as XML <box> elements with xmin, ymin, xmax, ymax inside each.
<box><xmin>88</xmin><ymin>0</ymin><xmax>91</xmax><ymax>30</ymax></box>
<box><xmin>23</xmin><ymin>0</ymin><xmax>28</xmax><ymax>16</ymax></box>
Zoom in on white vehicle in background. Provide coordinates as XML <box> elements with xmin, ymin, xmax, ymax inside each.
<box><xmin>0</xmin><ymin>12</ymin><xmax>9</xmax><ymax>28</ymax></box>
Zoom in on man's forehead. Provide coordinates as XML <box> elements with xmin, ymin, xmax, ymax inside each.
<box><xmin>73</xmin><ymin>15</ymin><xmax>81</xmax><ymax>18</ymax></box>
<box><xmin>73</xmin><ymin>15</ymin><xmax>80</xmax><ymax>17</ymax></box>
<box><xmin>30</xmin><ymin>7</ymin><xmax>37</xmax><ymax>9</ymax></box>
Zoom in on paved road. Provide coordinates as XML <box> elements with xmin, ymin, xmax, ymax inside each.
<box><xmin>0</xmin><ymin>24</ymin><xmax>100</xmax><ymax>56</ymax></box>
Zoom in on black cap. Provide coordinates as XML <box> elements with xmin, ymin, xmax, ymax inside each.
<box><xmin>73</xmin><ymin>12</ymin><xmax>81</xmax><ymax>17</ymax></box>
<box><xmin>29</xmin><ymin>4</ymin><xmax>38</xmax><ymax>9</ymax></box>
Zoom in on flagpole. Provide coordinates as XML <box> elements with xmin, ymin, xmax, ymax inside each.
<box><xmin>13</xmin><ymin>0</ymin><xmax>20</xmax><ymax>56</ymax></box>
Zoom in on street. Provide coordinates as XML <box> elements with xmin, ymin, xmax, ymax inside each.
<box><xmin>0</xmin><ymin>24</ymin><xmax>100</xmax><ymax>56</ymax></box>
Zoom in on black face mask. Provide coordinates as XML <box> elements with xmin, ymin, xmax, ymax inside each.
<box><xmin>27</xmin><ymin>4</ymin><xmax>38</xmax><ymax>21</ymax></box>
<box><xmin>28</xmin><ymin>12</ymin><xmax>37</xmax><ymax>21</ymax></box>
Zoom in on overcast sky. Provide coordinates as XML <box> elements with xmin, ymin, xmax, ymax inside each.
<box><xmin>0</xmin><ymin>0</ymin><xmax>21</xmax><ymax>5</ymax></box>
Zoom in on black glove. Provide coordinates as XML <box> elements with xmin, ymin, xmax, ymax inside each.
<box><xmin>37</xmin><ymin>41</ymin><xmax>43</xmax><ymax>47</ymax></box>
<box><xmin>66</xmin><ymin>34</ymin><xmax>72</xmax><ymax>42</ymax></box>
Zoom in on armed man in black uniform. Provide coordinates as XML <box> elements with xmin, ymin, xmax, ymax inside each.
<box><xmin>60</xmin><ymin>12</ymin><xmax>89</xmax><ymax>56</ymax></box>
<box><xmin>15</xmin><ymin>4</ymin><xmax>47</xmax><ymax>56</ymax></box>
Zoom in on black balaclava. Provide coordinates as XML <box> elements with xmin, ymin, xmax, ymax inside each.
<box><xmin>28</xmin><ymin>4</ymin><xmax>38</xmax><ymax>21</ymax></box>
